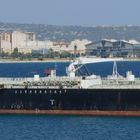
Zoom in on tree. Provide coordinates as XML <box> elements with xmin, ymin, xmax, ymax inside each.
<box><xmin>60</xmin><ymin>51</ymin><xmax>71</xmax><ymax>58</ymax></box>
<box><xmin>12</xmin><ymin>48</ymin><xmax>19</xmax><ymax>58</ymax></box>
<box><xmin>46</xmin><ymin>49</ymin><xmax>55</xmax><ymax>58</ymax></box>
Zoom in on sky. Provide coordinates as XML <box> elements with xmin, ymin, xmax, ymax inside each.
<box><xmin>0</xmin><ymin>0</ymin><xmax>140</xmax><ymax>26</ymax></box>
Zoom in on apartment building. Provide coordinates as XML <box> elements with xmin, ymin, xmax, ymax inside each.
<box><xmin>0</xmin><ymin>30</ymin><xmax>89</xmax><ymax>55</ymax></box>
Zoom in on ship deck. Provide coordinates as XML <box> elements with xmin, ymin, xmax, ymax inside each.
<box><xmin>0</xmin><ymin>76</ymin><xmax>140</xmax><ymax>89</ymax></box>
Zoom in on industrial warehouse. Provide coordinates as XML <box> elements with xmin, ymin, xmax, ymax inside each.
<box><xmin>85</xmin><ymin>39</ymin><xmax>140</xmax><ymax>58</ymax></box>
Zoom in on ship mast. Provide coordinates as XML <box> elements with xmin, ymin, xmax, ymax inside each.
<box><xmin>112</xmin><ymin>61</ymin><xmax>118</xmax><ymax>77</ymax></box>
<box><xmin>112</xmin><ymin>61</ymin><xmax>122</xmax><ymax>78</ymax></box>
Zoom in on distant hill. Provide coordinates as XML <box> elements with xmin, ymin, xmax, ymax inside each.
<box><xmin>0</xmin><ymin>22</ymin><xmax>140</xmax><ymax>42</ymax></box>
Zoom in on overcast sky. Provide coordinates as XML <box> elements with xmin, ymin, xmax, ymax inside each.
<box><xmin>0</xmin><ymin>0</ymin><xmax>140</xmax><ymax>26</ymax></box>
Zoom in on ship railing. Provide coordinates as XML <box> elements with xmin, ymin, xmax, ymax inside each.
<box><xmin>89</xmin><ymin>84</ymin><xmax>140</xmax><ymax>89</ymax></box>
<box><xmin>102</xmin><ymin>77</ymin><xmax>140</xmax><ymax>82</ymax></box>
<box><xmin>90</xmin><ymin>85</ymin><xmax>140</xmax><ymax>89</ymax></box>
<box><xmin>0</xmin><ymin>76</ymin><xmax>80</xmax><ymax>82</ymax></box>
<box><xmin>0</xmin><ymin>77</ymin><xmax>47</xmax><ymax>83</ymax></box>
<box><xmin>0</xmin><ymin>78</ymin><xmax>34</xmax><ymax>84</ymax></box>
<box><xmin>3</xmin><ymin>84</ymin><xmax>79</xmax><ymax>89</ymax></box>
<box><xmin>0</xmin><ymin>77</ymin><xmax>81</xmax><ymax>86</ymax></box>
<box><xmin>90</xmin><ymin>77</ymin><xmax>140</xmax><ymax>89</ymax></box>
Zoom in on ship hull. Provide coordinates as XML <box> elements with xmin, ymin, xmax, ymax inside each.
<box><xmin>0</xmin><ymin>88</ymin><xmax>140</xmax><ymax>116</ymax></box>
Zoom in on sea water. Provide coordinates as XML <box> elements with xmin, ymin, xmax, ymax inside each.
<box><xmin>0</xmin><ymin>115</ymin><xmax>140</xmax><ymax>140</ymax></box>
<box><xmin>0</xmin><ymin>61</ymin><xmax>140</xmax><ymax>77</ymax></box>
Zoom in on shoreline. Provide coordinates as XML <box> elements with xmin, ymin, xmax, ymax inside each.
<box><xmin>0</xmin><ymin>58</ymin><xmax>140</xmax><ymax>63</ymax></box>
<box><xmin>0</xmin><ymin>58</ymin><xmax>71</xmax><ymax>63</ymax></box>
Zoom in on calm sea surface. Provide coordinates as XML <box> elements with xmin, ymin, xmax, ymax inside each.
<box><xmin>0</xmin><ymin>115</ymin><xmax>140</xmax><ymax>140</ymax></box>
<box><xmin>0</xmin><ymin>61</ymin><xmax>140</xmax><ymax>77</ymax></box>
<box><xmin>0</xmin><ymin>61</ymin><xmax>140</xmax><ymax>140</ymax></box>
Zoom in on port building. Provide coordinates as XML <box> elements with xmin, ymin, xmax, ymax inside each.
<box><xmin>85</xmin><ymin>39</ymin><xmax>140</xmax><ymax>57</ymax></box>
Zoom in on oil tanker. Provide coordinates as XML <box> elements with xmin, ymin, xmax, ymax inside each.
<box><xmin>0</xmin><ymin>57</ymin><xmax>140</xmax><ymax>116</ymax></box>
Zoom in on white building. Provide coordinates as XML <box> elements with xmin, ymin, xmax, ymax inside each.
<box><xmin>68</xmin><ymin>39</ymin><xmax>91</xmax><ymax>54</ymax></box>
<box><xmin>0</xmin><ymin>30</ymin><xmax>91</xmax><ymax>55</ymax></box>
<box><xmin>0</xmin><ymin>30</ymin><xmax>46</xmax><ymax>53</ymax></box>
